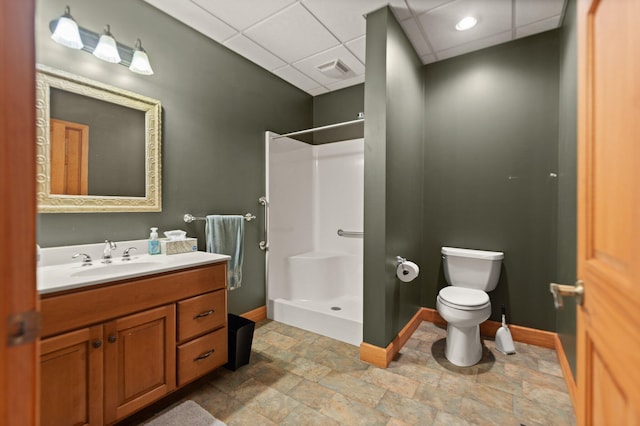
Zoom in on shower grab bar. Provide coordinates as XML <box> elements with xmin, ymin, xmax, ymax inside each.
<box><xmin>337</xmin><ymin>229</ymin><xmax>363</xmax><ymax>237</ymax></box>
<box><xmin>259</xmin><ymin>196</ymin><xmax>269</xmax><ymax>251</ymax></box>
<box><xmin>183</xmin><ymin>213</ymin><xmax>256</xmax><ymax>223</ymax></box>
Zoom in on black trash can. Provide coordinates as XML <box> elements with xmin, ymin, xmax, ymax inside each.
<box><xmin>225</xmin><ymin>313</ymin><xmax>255</xmax><ymax>371</ymax></box>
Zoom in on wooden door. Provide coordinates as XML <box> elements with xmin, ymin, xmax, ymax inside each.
<box><xmin>104</xmin><ymin>305</ymin><xmax>176</xmax><ymax>424</ymax></box>
<box><xmin>40</xmin><ymin>326</ymin><xmax>103</xmax><ymax>426</ymax></box>
<box><xmin>576</xmin><ymin>0</ymin><xmax>640</xmax><ymax>423</ymax></box>
<box><xmin>50</xmin><ymin>119</ymin><xmax>89</xmax><ymax>195</ymax></box>
<box><xmin>0</xmin><ymin>1</ymin><xmax>38</xmax><ymax>425</ymax></box>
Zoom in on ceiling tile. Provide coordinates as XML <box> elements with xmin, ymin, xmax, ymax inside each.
<box><xmin>326</xmin><ymin>74</ymin><xmax>365</xmax><ymax>91</ymax></box>
<box><xmin>224</xmin><ymin>34</ymin><xmax>287</xmax><ymax>71</ymax></box>
<box><xmin>421</xmin><ymin>53</ymin><xmax>437</xmax><ymax>64</ymax></box>
<box><xmin>418</xmin><ymin>0</ymin><xmax>512</xmax><ymax>52</ymax></box>
<box><xmin>388</xmin><ymin>0</ymin><xmax>413</xmax><ymax>21</ymax></box>
<box><xmin>406</xmin><ymin>0</ymin><xmax>457</xmax><ymax>15</ymax></box>
<box><xmin>515</xmin><ymin>0</ymin><xmax>565</xmax><ymax>27</ymax></box>
<box><xmin>272</xmin><ymin>65</ymin><xmax>322</xmax><ymax>92</ymax></box>
<box><xmin>191</xmin><ymin>0</ymin><xmax>296</xmax><ymax>31</ymax></box>
<box><xmin>245</xmin><ymin>3</ymin><xmax>340</xmax><ymax>63</ymax></box>
<box><xmin>302</xmin><ymin>0</ymin><xmax>394</xmax><ymax>42</ymax></box>
<box><xmin>293</xmin><ymin>45</ymin><xmax>365</xmax><ymax>86</ymax></box>
<box><xmin>147</xmin><ymin>0</ymin><xmax>568</xmax><ymax>95</ymax></box>
<box><xmin>308</xmin><ymin>87</ymin><xmax>330</xmax><ymax>96</ymax></box>
<box><xmin>145</xmin><ymin>0</ymin><xmax>236</xmax><ymax>42</ymax></box>
<box><xmin>345</xmin><ymin>36</ymin><xmax>366</xmax><ymax>63</ymax></box>
<box><xmin>400</xmin><ymin>18</ymin><xmax>433</xmax><ymax>57</ymax></box>
<box><xmin>515</xmin><ymin>15</ymin><xmax>562</xmax><ymax>39</ymax></box>
<box><xmin>436</xmin><ymin>30</ymin><xmax>512</xmax><ymax>60</ymax></box>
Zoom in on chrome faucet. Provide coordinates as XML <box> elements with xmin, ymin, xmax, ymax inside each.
<box><xmin>72</xmin><ymin>253</ymin><xmax>93</xmax><ymax>266</ymax></box>
<box><xmin>121</xmin><ymin>247</ymin><xmax>137</xmax><ymax>261</ymax></box>
<box><xmin>102</xmin><ymin>240</ymin><xmax>117</xmax><ymax>263</ymax></box>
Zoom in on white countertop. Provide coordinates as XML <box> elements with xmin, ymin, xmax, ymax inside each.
<box><xmin>38</xmin><ymin>251</ymin><xmax>230</xmax><ymax>295</ymax></box>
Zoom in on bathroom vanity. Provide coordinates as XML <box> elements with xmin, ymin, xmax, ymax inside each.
<box><xmin>38</xmin><ymin>252</ymin><xmax>229</xmax><ymax>426</ymax></box>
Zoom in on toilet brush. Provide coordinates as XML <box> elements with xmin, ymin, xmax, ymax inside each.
<box><xmin>495</xmin><ymin>305</ymin><xmax>516</xmax><ymax>355</ymax></box>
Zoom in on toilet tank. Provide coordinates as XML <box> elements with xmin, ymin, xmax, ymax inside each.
<box><xmin>442</xmin><ymin>247</ymin><xmax>504</xmax><ymax>291</ymax></box>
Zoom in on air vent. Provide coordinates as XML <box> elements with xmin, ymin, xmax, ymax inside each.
<box><xmin>316</xmin><ymin>59</ymin><xmax>351</xmax><ymax>79</ymax></box>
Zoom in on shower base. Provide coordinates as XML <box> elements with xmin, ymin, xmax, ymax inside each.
<box><xmin>271</xmin><ymin>295</ymin><xmax>362</xmax><ymax>346</ymax></box>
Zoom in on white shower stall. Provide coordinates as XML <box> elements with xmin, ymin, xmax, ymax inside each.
<box><xmin>264</xmin><ymin>132</ymin><xmax>363</xmax><ymax>345</ymax></box>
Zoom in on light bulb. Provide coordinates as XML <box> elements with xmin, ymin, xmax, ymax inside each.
<box><xmin>93</xmin><ymin>25</ymin><xmax>121</xmax><ymax>63</ymax></box>
<box><xmin>51</xmin><ymin>6</ymin><xmax>83</xmax><ymax>49</ymax></box>
<box><xmin>129</xmin><ymin>39</ymin><xmax>154</xmax><ymax>75</ymax></box>
<box><xmin>455</xmin><ymin>16</ymin><xmax>478</xmax><ymax>31</ymax></box>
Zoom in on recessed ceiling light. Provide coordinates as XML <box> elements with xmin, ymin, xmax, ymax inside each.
<box><xmin>456</xmin><ymin>16</ymin><xmax>477</xmax><ymax>31</ymax></box>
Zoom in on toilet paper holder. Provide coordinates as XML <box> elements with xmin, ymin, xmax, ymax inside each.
<box><xmin>397</xmin><ymin>256</ymin><xmax>412</xmax><ymax>274</ymax></box>
<box><xmin>395</xmin><ymin>256</ymin><xmax>419</xmax><ymax>282</ymax></box>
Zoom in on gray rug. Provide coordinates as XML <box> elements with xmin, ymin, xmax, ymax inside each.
<box><xmin>144</xmin><ymin>400</ymin><xmax>226</xmax><ymax>426</ymax></box>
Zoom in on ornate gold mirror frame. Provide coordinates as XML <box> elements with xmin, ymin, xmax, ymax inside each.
<box><xmin>36</xmin><ymin>64</ymin><xmax>161</xmax><ymax>212</ymax></box>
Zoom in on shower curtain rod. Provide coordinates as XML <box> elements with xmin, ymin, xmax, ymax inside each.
<box><xmin>271</xmin><ymin>117</ymin><xmax>364</xmax><ymax>140</ymax></box>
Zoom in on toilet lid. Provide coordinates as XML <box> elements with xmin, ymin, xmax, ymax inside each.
<box><xmin>438</xmin><ymin>287</ymin><xmax>489</xmax><ymax>308</ymax></box>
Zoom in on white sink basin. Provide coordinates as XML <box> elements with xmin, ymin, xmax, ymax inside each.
<box><xmin>38</xmin><ymin>251</ymin><xmax>230</xmax><ymax>295</ymax></box>
<box><xmin>70</xmin><ymin>261</ymin><xmax>163</xmax><ymax>277</ymax></box>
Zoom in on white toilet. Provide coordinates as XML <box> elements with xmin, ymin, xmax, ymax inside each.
<box><xmin>436</xmin><ymin>246</ymin><xmax>504</xmax><ymax>367</ymax></box>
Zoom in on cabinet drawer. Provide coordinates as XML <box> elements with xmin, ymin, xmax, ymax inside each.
<box><xmin>177</xmin><ymin>290</ymin><xmax>226</xmax><ymax>342</ymax></box>
<box><xmin>177</xmin><ymin>327</ymin><xmax>228</xmax><ymax>386</ymax></box>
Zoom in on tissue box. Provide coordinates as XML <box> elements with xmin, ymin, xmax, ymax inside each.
<box><xmin>160</xmin><ymin>238</ymin><xmax>198</xmax><ymax>255</ymax></box>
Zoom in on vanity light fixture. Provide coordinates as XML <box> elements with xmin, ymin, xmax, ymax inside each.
<box><xmin>50</xmin><ymin>6</ymin><xmax>83</xmax><ymax>49</ymax></box>
<box><xmin>93</xmin><ymin>25</ymin><xmax>121</xmax><ymax>63</ymax></box>
<box><xmin>49</xmin><ymin>6</ymin><xmax>154</xmax><ymax>75</ymax></box>
<box><xmin>129</xmin><ymin>39</ymin><xmax>154</xmax><ymax>75</ymax></box>
<box><xmin>455</xmin><ymin>16</ymin><xmax>478</xmax><ymax>31</ymax></box>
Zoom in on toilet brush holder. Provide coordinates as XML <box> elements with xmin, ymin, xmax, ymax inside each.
<box><xmin>495</xmin><ymin>305</ymin><xmax>516</xmax><ymax>355</ymax></box>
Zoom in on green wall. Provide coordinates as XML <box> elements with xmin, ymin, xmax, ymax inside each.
<box><xmin>36</xmin><ymin>0</ymin><xmax>312</xmax><ymax>315</ymax></box>
<box><xmin>421</xmin><ymin>31</ymin><xmax>561</xmax><ymax>331</ymax></box>
<box><xmin>312</xmin><ymin>84</ymin><xmax>364</xmax><ymax>144</ymax></box>
<box><xmin>36</xmin><ymin>0</ymin><xmax>576</xmax><ymax>343</ymax></box>
<box><xmin>556</xmin><ymin>0</ymin><xmax>578</xmax><ymax>378</ymax></box>
<box><xmin>363</xmin><ymin>7</ymin><xmax>424</xmax><ymax>347</ymax></box>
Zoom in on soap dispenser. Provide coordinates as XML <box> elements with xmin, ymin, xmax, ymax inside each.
<box><xmin>148</xmin><ymin>227</ymin><xmax>161</xmax><ymax>255</ymax></box>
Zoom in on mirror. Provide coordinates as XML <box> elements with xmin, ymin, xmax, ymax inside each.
<box><xmin>36</xmin><ymin>64</ymin><xmax>161</xmax><ymax>212</ymax></box>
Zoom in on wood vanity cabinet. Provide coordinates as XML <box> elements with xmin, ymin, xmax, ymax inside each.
<box><xmin>103</xmin><ymin>305</ymin><xmax>176</xmax><ymax>424</ymax></box>
<box><xmin>39</xmin><ymin>262</ymin><xmax>228</xmax><ymax>426</ymax></box>
<box><xmin>40</xmin><ymin>326</ymin><xmax>103</xmax><ymax>426</ymax></box>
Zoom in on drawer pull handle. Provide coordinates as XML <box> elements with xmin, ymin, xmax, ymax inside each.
<box><xmin>194</xmin><ymin>309</ymin><xmax>214</xmax><ymax>319</ymax></box>
<box><xmin>194</xmin><ymin>349</ymin><xmax>214</xmax><ymax>361</ymax></box>
<box><xmin>108</xmin><ymin>334</ymin><xmax>117</xmax><ymax>343</ymax></box>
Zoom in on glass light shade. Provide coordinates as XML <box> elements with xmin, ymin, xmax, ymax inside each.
<box><xmin>51</xmin><ymin>13</ymin><xmax>83</xmax><ymax>49</ymax></box>
<box><xmin>129</xmin><ymin>41</ymin><xmax>154</xmax><ymax>75</ymax></box>
<box><xmin>455</xmin><ymin>16</ymin><xmax>478</xmax><ymax>31</ymax></box>
<box><xmin>93</xmin><ymin>27</ymin><xmax>121</xmax><ymax>63</ymax></box>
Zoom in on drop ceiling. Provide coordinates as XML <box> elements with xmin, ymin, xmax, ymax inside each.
<box><xmin>144</xmin><ymin>0</ymin><xmax>567</xmax><ymax>96</ymax></box>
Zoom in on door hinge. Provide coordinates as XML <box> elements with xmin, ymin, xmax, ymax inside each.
<box><xmin>7</xmin><ymin>310</ymin><xmax>41</xmax><ymax>347</ymax></box>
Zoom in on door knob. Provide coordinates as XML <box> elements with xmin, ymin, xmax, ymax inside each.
<box><xmin>550</xmin><ymin>280</ymin><xmax>584</xmax><ymax>309</ymax></box>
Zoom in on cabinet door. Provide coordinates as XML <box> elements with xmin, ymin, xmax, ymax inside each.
<box><xmin>40</xmin><ymin>326</ymin><xmax>103</xmax><ymax>426</ymax></box>
<box><xmin>104</xmin><ymin>305</ymin><xmax>176</xmax><ymax>424</ymax></box>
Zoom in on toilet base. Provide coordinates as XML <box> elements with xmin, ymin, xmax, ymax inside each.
<box><xmin>445</xmin><ymin>324</ymin><xmax>483</xmax><ymax>367</ymax></box>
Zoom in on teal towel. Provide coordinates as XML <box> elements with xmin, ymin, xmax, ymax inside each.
<box><xmin>205</xmin><ymin>215</ymin><xmax>244</xmax><ymax>290</ymax></box>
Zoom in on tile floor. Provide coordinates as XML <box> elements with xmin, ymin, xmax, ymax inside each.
<box><xmin>152</xmin><ymin>320</ymin><xmax>576</xmax><ymax>425</ymax></box>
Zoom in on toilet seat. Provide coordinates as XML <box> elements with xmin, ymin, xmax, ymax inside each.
<box><xmin>438</xmin><ymin>287</ymin><xmax>490</xmax><ymax>311</ymax></box>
